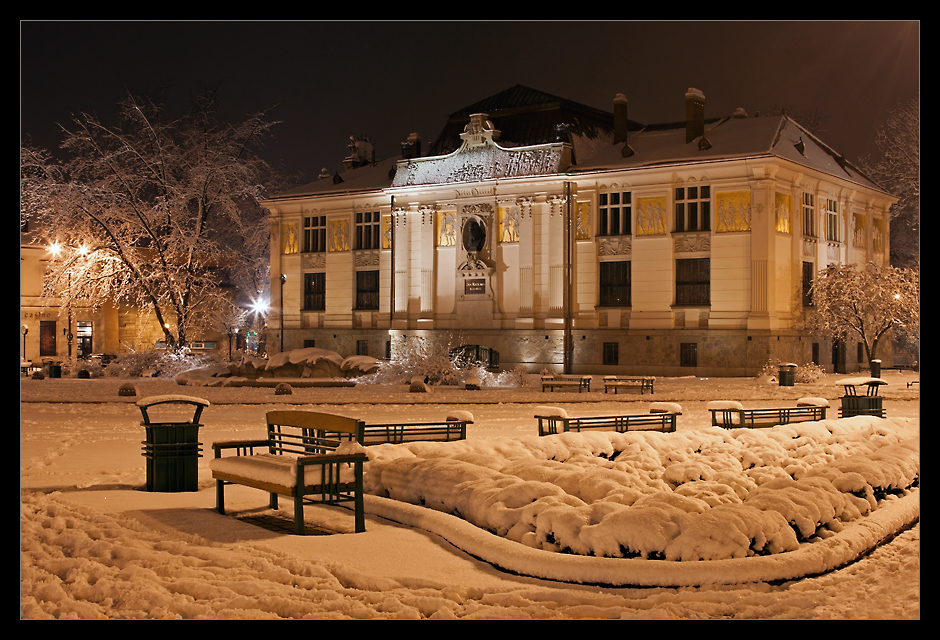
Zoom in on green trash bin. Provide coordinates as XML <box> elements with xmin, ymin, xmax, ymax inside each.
<box><xmin>838</xmin><ymin>378</ymin><xmax>887</xmax><ymax>418</ymax></box>
<box><xmin>778</xmin><ymin>363</ymin><xmax>797</xmax><ymax>387</ymax></box>
<box><xmin>138</xmin><ymin>396</ymin><xmax>210</xmax><ymax>492</ymax></box>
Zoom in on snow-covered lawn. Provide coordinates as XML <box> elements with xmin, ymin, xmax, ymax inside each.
<box><xmin>20</xmin><ymin>372</ymin><xmax>919</xmax><ymax>619</ymax></box>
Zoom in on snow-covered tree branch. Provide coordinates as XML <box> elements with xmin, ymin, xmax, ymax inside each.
<box><xmin>21</xmin><ymin>88</ymin><xmax>281</xmax><ymax>350</ymax></box>
<box><xmin>809</xmin><ymin>262</ymin><xmax>918</xmax><ymax>363</ymax></box>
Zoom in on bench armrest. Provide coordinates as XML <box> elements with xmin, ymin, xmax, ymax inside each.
<box><xmin>212</xmin><ymin>439</ymin><xmax>271</xmax><ymax>454</ymax></box>
<box><xmin>297</xmin><ymin>452</ymin><xmax>368</xmax><ymax>465</ymax></box>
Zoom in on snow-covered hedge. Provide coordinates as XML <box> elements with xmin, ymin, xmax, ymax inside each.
<box><xmin>362</xmin><ymin>417</ymin><xmax>918</xmax><ymax>562</ymax></box>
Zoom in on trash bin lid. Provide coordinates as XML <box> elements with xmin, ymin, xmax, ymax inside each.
<box><xmin>137</xmin><ymin>395</ymin><xmax>211</xmax><ymax>425</ymax></box>
<box><xmin>837</xmin><ymin>377</ymin><xmax>888</xmax><ymax>387</ymax></box>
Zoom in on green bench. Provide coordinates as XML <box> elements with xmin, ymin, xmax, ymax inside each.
<box><xmin>535</xmin><ymin>408</ymin><xmax>677</xmax><ymax>436</ymax></box>
<box><xmin>210</xmin><ymin>411</ymin><xmax>367</xmax><ymax>535</ymax></box>
<box><xmin>603</xmin><ymin>375</ymin><xmax>655</xmax><ymax>394</ymax></box>
<box><xmin>707</xmin><ymin>400</ymin><xmax>828</xmax><ymax>429</ymax></box>
<box><xmin>541</xmin><ymin>375</ymin><xmax>592</xmax><ymax>392</ymax></box>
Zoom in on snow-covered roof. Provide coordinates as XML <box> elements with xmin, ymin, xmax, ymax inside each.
<box><xmin>262</xmin><ymin>88</ymin><xmax>891</xmax><ymax>203</ymax></box>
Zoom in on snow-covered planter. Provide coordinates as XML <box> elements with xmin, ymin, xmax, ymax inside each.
<box><xmin>363</xmin><ymin>417</ymin><xmax>918</xmax><ymax>563</ymax></box>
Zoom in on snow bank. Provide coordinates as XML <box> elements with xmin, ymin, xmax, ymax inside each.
<box><xmin>362</xmin><ymin>417</ymin><xmax>918</xmax><ymax>576</ymax></box>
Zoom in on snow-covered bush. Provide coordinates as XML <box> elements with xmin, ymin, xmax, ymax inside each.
<box><xmin>365</xmin><ymin>334</ymin><xmax>469</xmax><ymax>385</ymax></box>
<box><xmin>468</xmin><ymin>365</ymin><xmax>532</xmax><ymax>388</ymax></box>
<box><xmin>758</xmin><ymin>358</ymin><xmax>826</xmax><ymax>383</ymax></box>
<box><xmin>105</xmin><ymin>348</ymin><xmax>224</xmax><ymax>379</ymax></box>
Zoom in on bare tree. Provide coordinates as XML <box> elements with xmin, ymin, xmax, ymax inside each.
<box><xmin>764</xmin><ymin>104</ymin><xmax>829</xmax><ymax>136</ymax></box>
<box><xmin>809</xmin><ymin>262</ymin><xmax>919</xmax><ymax>363</ymax></box>
<box><xmin>861</xmin><ymin>94</ymin><xmax>919</xmax><ymax>268</ymax></box>
<box><xmin>21</xmin><ymin>88</ymin><xmax>280</xmax><ymax>350</ymax></box>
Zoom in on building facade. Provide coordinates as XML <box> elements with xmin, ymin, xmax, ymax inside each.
<box><xmin>262</xmin><ymin>86</ymin><xmax>895</xmax><ymax>376</ymax></box>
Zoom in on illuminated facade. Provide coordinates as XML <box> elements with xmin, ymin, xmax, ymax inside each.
<box><xmin>261</xmin><ymin>86</ymin><xmax>895</xmax><ymax>375</ymax></box>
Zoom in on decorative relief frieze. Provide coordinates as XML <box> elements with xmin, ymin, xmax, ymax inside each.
<box><xmin>436</xmin><ymin>210</ymin><xmax>458</xmax><ymax>246</ymax></box>
<box><xmin>803</xmin><ymin>238</ymin><xmax>817</xmax><ymax>257</ymax></box>
<box><xmin>597</xmin><ymin>237</ymin><xmax>632</xmax><ymax>255</ymax></box>
<box><xmin>382</xmin><ymin>215</ymin><xmax>393</xmax><ymax>249</ymax></box>
<box><xmin>673</xmin><ymin>233</ymin><xmax>711</xmax><ymax>253</ymax></box>
<box><xmin>328</xmin><ymin>219</ymin><xmax>349</xmax><ymax>252</ymax></box>
<box><xmin>575</xmin><ymin>201</ymin><xmax>591</xmax><ymax>240</ymax></box>
<box><xmin>392</xmin><ymin>113</ymin><xmax>569</xmax><ymax>187</ymax></box>
<box><xmin>302</xmin><ymin>253</ymin><xmax>326</xmax><ymax>269</ymax></box>
<box><xmin>775</xmin><ymin>192</ymin><xmax>792</xmax><ymax>233</ymax></box>
<box><xmin>456</xmin><ymin>186</ymin><xmax>495</xmax><ymax>199</ymax></box>
<box><xmin>282</xmin><ymin>223</ymin><xmax>299</xmax><ymax>254</ymax></box>
<box><xmin>715</xmin><ymin>191</ymin><xmax>752</xmax><ymax>232</ymax></box>
<box><xmin>636</xmin><ymin>197</ymin><xmax>667</xmax><ymax>236</ymax></box>
<box><xmin>354</xmin><ymin>251</ymin><xmax>380</xmax><ymax>267</ymax></box>
<box><xmin>498</xmin><ymin>204</ymin><xmax>521</xmax><ymax>243</ymax></box>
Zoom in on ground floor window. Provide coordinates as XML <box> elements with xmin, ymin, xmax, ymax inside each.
<box><xmin>304</xmin><ymin>272</ymin><xmax>326</xmax><ymax>311</ymax></box>
<box><xmin>802</xmin><ymin>261</ymin><xmax>815</xmax><ymax>306</ymax></box>
<box><xmin>680</xmin><ymin>342</ymin><xmax>698</xmax><ymax>367</ymax></box>
<box><xmin>676</xmin><ymin>258</ymin><xmax>710</xmax><ymax>306</ymax></box>
<box><xmin>357</xmin><ymin>340</ymin><xmax>369</xmax><ymax>356</ymax></box>
<box><xmin>603</xmin><ymin>342</ymin><xmax>619</xmax><ymax>365</ymax></box>
<box><xmin>355</xmin><ymin>270</ymin><xmax>380</xmax><ymax>310</ymax></box>
<box><xmin>599</xmin><ymin>260</ymin><xmax>631</xmax><ymax>307</ymax></box>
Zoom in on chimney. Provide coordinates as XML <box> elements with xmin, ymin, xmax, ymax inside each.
<box><xmin>614</xmin><ymin>94</ymin><xmax>629</xmax><ymax>144</ymax></box>
<box><xmin>401</xmin><ymin>132</ymin><xmax>422</xmax><ymax>159</ymax></box>
<box><xmin>685</xmin><ymin>88</ymin><xmax>705</xmax><ymax>143</ymax></box>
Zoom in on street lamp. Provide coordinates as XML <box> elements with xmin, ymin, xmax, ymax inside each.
<box><xmin>279</xmin><ymin>274</ymin><xmax>286</xmax><ymax>353</ymax></box>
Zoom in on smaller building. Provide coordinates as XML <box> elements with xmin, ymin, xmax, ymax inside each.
<box><xmin>20</xmin><ymin>221</ymin><xmax>236</xmax><ymax>370</ymax></box>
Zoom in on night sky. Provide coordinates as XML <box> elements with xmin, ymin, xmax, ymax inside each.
<box><xmin>21</xmin><ymin>21</ymin><xmax>919</xmax><ymax>187</ymax></box>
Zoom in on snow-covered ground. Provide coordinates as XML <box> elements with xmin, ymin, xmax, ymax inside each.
<box><xmin>20</xmin><ymin>371</ymin><xmax>919</xmax><ymax>619</ymax></box>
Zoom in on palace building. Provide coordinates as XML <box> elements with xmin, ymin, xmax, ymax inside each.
<box><xmin>260</xmin><ymin>85</ymin><xmax>895</xmax><ymax>376</ymax></box>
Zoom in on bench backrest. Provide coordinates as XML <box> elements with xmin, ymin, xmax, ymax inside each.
<box><xmin>709</xmin><ymin>406</ymin><xmax>827</xmax><ymax>428</ymax></box>
<box><xmin>265</xmin><ymin>411</ymin><xmax>365</xmax><ymax>455</ymax></box>
<box><xmin>536</xmin><ymin>412</ymin><xmax>676</xmax><ymax>435</ymax></box>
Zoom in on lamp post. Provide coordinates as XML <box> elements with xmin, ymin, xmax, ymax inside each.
<box><xmin>279</xmin><ymin>274</ymin><xmax>286</xmax><ymax>353</ymax></box>
<box><xmin>22</xmin><ymin>325</ymin><xmax>28</xmax><ymax>363</ymax></box>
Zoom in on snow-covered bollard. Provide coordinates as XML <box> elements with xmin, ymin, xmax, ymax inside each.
<box><xmin>118</xmin><ymin>382</ymin><xmax>137</xmax><ymax>397</ymax></box>
<box><xmin>650</xmin><ymin>402</ymin><xmax>683</xmax><ymax>415</ymax></box>
<box><xmin>446</xmin><ymin>410</ymin><xmax>475</xmax><ymax>424</ymax></box>
<box><xmin>534</xmin><ymin>406</ymin><xmax>568</xmax><ymax>418</ymax></box>
<box><xmin>275</xmin><ymin>382</ymin><xmax>293</xmax><ymax>396</ymax></box>
<box><xmin>410</xmin><ymin>376</ymin><xmax>430</xmax><ymax>393</ymax></box>
<box><xmin>796</xmin><ymin>397</ymin><xmax>830</xmax><ymax>407</ymax></box>
<box><xmin>465</xmin><ymin>376</ymin><xmax>481</xmax><ymax>390</ymax></box>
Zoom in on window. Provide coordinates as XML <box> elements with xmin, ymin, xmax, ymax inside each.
<box><xmin>674</xmin><ymin>185</ymin><xmax>710</xmax><ymax>232</ymax></box>
<box><xmin>355</xmin><ymin>270</ymin><xmax>379</xmax><ymax>310</ymax></box>
<box><xmin>303</xmin><ymin>272</ymin><xmax>325</xmax><ymax>311</ymax></box>
<box><xmin>303</xmin><ymin>215</ymin><xmax>327</xmax><ymax>253</ymax></box>
<box><xmin>680</xmin><ymin>343</ymin><xmax>698</xmax><ymax>367</ymax></box>
<box><xmin>355</xmin><ymin>211</ymin><xmax>381</xmax><ymax>250</ymax></box>
<box><xmin>802</xmin><ymin>193</ymin><xmax>816</xmax><ymax>237</ymax></box>
<box><xmin>825</xmin><ymin>198</ymin><xmax>840</xmax><ymax>242</ymax></box>
<box><xmin>802</xmin><ymin>262</ymin><xmax>815</xmax><ymax>306</ymax></box>
<box><xmin>603</xmin><ymin>342</ymin><xmax>619</xmax><ymax>366</ymax></box>
<box><xmin>599</xmin><ymin>261</ymin><xmax>631</xmax><ymax>307</ymax></box>
<box><xmin>676</xmin><ymin>258</ymin><xmax>710</xmax><ymax>306</ymax></box>
<box><xmin>357</xmin><ymin>340</ymin><xmax>369</xmax><ymax>356</ymax></box>
<box><xmin>598</xmin><ymin>191</ymin><xmax>631</xmax><ymax>236</ymax></box>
